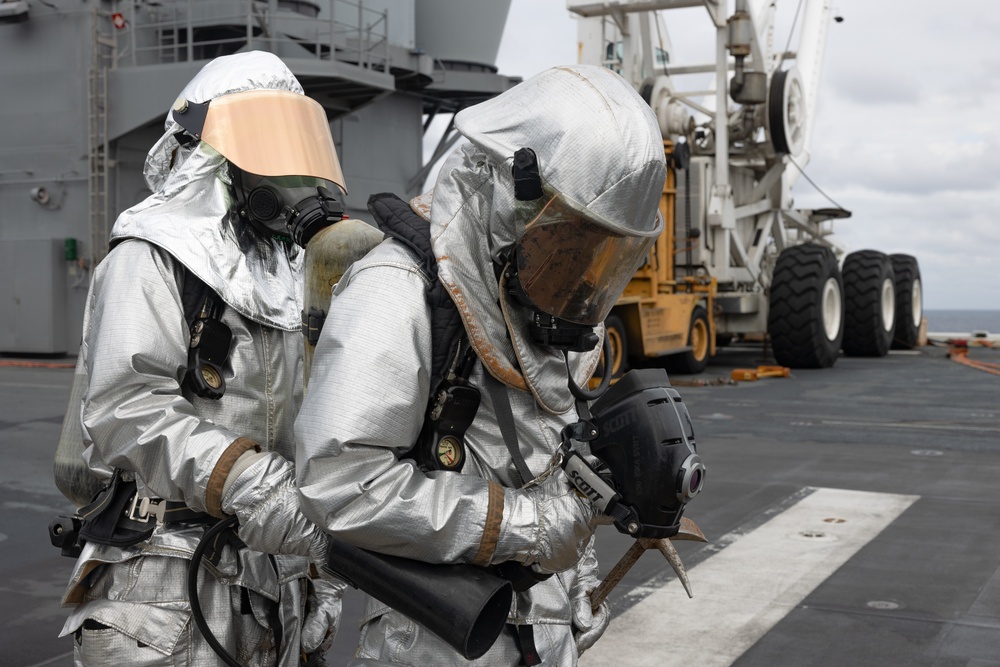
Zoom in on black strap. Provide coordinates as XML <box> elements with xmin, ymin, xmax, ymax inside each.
<box><xmin>202</xmin><ymin>521</ymin><xmax>243</xmax><ymax>567</ymax></box>
<box><xmin>180</xmin><ymin>268</ymin><xmax>214</xmax><ymax>325</ymax></box>
<box><xmin>367</xmin><ymin>193</ymin><xmax>465</xmax><ymax>397</ymax></box>
<box><xmin>159</xmin><ymin>501</ymin><xmax>214</xmax><ymax>524</ymax></box>
<box><xmin>508</xmin><ymin>624</ymin><xmax>542</xmax><ymax>666</ymax></box>
<box><xmin>266</xmin><ymin>555</ymin><xmax>284</xmax><ymax>654</ymax></box>
<box><xmin>368</xmin><ymin>192</ymin><xmax>481</xmax><ymax>473</ymax></box>
<box><xmin>482</xmin><ymin>372</ymin><xmax>534</xmax><ymax>488</ymax></box>
<box><xmin>302</xmin><ymin>307</ymin><xmax>326</xmax><ymax>346</ymax></box>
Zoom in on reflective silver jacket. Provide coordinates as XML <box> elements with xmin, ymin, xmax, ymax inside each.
<box><xmin>295</xmin><ymin>237</ymin><xmax>585</xmax><ymax>622</ymax></box>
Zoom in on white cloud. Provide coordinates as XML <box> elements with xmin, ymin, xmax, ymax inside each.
<box><xmin>830</xmin><ymin>69</ymin><xmax>921</xmax><ymax>106</ymax></box>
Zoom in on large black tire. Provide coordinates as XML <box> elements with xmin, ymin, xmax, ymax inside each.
<box><xmin>767</xmin><ymin>243</ymin><xmax>843</xmax><ymax>368</ymax></box>
<box><xmin>665</xmin><ymin>306</ymin><xmax>710</xmax><ymax>375</ymax></box>
<box><xmin>597</xmin><ymin>315</ymin><xmax>629</xmax><ymax>379</ymax></box>
<box><xmin>768</xmin><ymin>68</ymin><xmax>806</xmax><ymax>155</ymax></box>
<box><xmin>890</xmin><ymin>254</ymin><xmax>922</xmax><ymax>350</ymax></box>
<box><xmin>842</xmin><ymin>250</ymin><xmax>896</xmax><ymax>357</ymax></box>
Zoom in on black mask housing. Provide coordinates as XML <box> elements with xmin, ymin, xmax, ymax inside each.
<box><xmin>502</xmin><ymin>262</ymin><xmax>601</xmax><ymax>353</ymax></box>
<box><xmin>230</xmin><ymin>166</ymin><xmax>344</xmax><ymax>247</ymax></box>
<box><xmin>566</xmin><ymin>368</ymin><xmax>705</xmax><ymax>538</ymax></box>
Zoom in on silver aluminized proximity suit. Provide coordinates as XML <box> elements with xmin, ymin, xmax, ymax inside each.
<box><xmin>59</xmin><ymin>51</ymin><xmax>342</xmax><ymax>666</ymax></box>
<box><xmin>295</xmin><ymin>64</ymin><xmax>666</xmax><ymax>665</ymax></box>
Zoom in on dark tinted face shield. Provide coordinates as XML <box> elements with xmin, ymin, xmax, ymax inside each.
<box><xmin>514</xmin><ymin>193</ymin><xmax>658</xmax><ymax>325</ymax></box>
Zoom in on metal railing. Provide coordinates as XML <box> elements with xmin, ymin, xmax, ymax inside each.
<box><xmin>111</xmin><ymin>0</ymin><xmax>389</xmax><ymax>72</ymax></box>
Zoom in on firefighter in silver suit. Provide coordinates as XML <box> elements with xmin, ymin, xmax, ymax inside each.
<box><xmin>59</xmin><ymin>51</ymin><xmax>344</xmax><ymax>666</ymax></box>
<box><xmin>296</xmin><ymin>65</ymin><xmax>667</xmax><ymax>665</ymax></box>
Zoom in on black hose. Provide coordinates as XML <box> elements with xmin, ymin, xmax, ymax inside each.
<box><xmin>567</xmin><ymin>334</ymin><xmax>613</xmax><ymax>402</ymax></box>
<box><xmin>187</xmin><ymin>515</ymin><xmax>243</xmax><ymax>667</ymax></box>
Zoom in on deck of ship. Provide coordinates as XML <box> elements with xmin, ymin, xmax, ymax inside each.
<box><xmin>3</xmin><ymin>340</ymin><xmax>999</xmax><ymax>666</ymax></box>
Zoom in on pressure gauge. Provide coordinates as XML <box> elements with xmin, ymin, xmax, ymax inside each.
<box><xmin>436</xmin><ymin>436</ymin><xmax>464</xmax><ymax>470</ymax></box>
<box><xmin>200</xmin><ymin>365</ymin><xmax>223</xmax><ymax>390</ymax></box>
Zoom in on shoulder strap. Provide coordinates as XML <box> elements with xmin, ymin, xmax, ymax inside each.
<box><xmin>367</xmin><ymin>193</ymin><xmax>465</xmax><ymax>391</ymax></box>
<box><xmin>482</xmin><ymin>372</ymin><xmax>534</xmax><ymax>487</ymax></box>
<box><xmin>180</xmin><ymin>268</ymin><xmax>217</xmax><ymax>326</ymax></box>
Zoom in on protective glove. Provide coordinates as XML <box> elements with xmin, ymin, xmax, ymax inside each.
<box><xmin>491</xmin><ymin>472</ymin><xmax>598</xmax><ymax>575</ymax></box>
<box><xmin>300</xmin><ymin>576</ymin><xmax>347</xmax><ymax>661</ymax></box>
<box><xmin>560</xmin><ymin>536</ymin><xmax>611</xmax><ymax>656</ymax></box>
<box><xmin>220</xmin><ymin>451</ymin><xmax>327</xmax><ymax>561</ymax></box>
<box><xmin>571</xmin><ymin>593</ymin><xmax>610</xmax><ymax>655</ymax></box>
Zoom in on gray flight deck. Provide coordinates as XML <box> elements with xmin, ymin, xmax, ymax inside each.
<box><xmin>2</xmin><ymin>342</ymin><xmax>999</xmax><ymax>666</ymax></box>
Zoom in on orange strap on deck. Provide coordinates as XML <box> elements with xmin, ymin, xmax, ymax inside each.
<box><xmin>731</xmin><ymin>365</ymin><xmax>791</xmax><ymax>382</ymax></box>
<box><xmin>947</xmin><ymin>343</ymin><xmax>1000</xmax><ymax>377</ymax></box>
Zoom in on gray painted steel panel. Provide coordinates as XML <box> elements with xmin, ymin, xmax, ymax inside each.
<box><xmin>415</xmin><ymin>0</ymin><xmax>511</xmax><ymax>66</ymax></box>
<box><xmin>0</xmin><ymin>239</ymin><xmax>68</xmax><ymax>353</ymax></box>
<box><xmin>0</xmin><ymin>0</ymin><xmax>512</xmax><ymax>353</ymax></box>
<box><xmin>335</xmin><ymin>93</ymin><xmax>424</xmax><ymax>214</ymax></box>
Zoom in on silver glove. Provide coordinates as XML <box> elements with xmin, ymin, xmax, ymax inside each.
<box><xmin>561</xmin><ymin>536</ymin><xmax>610</xmax><ymax>655</ymax></box>
<box><xmin>492</xmin><ymin>473</ymin><xmax>598</xmax><ymax>575</ymax></box>
<box><xmin>572</xmin><ymin>595</ymin><xmax>610</xmax><ymax>655</ymax></box>
<box><xmin>221</xmin><ymin>451</ymin><xmax>328</xmax><ymax>561</ymax></box>
<box><xmin>301</xmin><ymin>576</ymin><xmax>347</xmax><ymax>657</ymax></box>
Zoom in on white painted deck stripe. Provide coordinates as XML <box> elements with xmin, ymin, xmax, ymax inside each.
<box><xmin>581</xmin><ymin>487</ymin><xmax>919</xmax><ymax>667</ymax></box>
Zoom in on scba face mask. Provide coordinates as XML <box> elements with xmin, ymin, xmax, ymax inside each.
<box><xmin>230</xmin><ymin>169</ymin><xmax>345</xmax><ymax>247</ymax></box>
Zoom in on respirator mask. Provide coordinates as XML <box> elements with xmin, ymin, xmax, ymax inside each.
<box><xmin>230</xmin><ymin>168</ymin><xmax>344</xmax><ymax>247</ymax></box>
<box><xmin>560</xmin><ymin>368</ymin><xmax>706</xmax><ymax>538</ymax></box>
<box><xmin>171</xmin><ymin>88</ymin><xmax>348</xmax><ymax>249</ymax></box>
<box><xmin>501</xmin><ymin>148</ymin><xmax>659</xmax><ymax>354</ymax></box>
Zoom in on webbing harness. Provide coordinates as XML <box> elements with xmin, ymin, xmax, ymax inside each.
<box><xmin>366</xmin><ymin>193</ymin><xmax>545</xmax><ymax>661</ymax></box>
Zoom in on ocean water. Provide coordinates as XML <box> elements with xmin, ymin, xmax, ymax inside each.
<box><xmin>924</xmin><ymin>310</ymin><xmax>1000</xmax><ymax>334</ymax></box>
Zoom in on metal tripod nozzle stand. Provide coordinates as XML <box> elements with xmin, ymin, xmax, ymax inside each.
<box><xmin>589</xmin><ymin>516</ymin><xmax>707</xmax><ymax>612</ymax></box>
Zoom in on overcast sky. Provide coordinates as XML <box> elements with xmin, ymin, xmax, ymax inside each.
<box><xmin>476</xmin><ymin>0</ymin><xmax>1000</xmax><ymax>311</ymax></box>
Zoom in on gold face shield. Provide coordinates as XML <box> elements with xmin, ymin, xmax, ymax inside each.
<box><xmin>515</xmin><ymin>193</ymin><xmax>660</xmax><ymax>325</ymax></box>
<box><xmin>172</xmin><ymin>90</ymin><xmax>346</xmax><ymax>192</ymax></box>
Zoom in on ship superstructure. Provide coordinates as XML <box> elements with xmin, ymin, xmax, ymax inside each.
<box><xmin>0</xmin><ymin>0</ymin><xmax>514</xmax><ymax>354</ymax></box>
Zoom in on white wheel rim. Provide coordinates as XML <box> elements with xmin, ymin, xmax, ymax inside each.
<box><xmin>881</xmin><ymin>278</ymin><xmax>896</xmax><ymax>332</ymax></box>
<box><xmin>911</xmin><ymin>279</ymin><xmax>923</xmax><ymax>326</ymax></box>
<box><xmin>785</xmin><ymin>77</ymin><xmax>805</xmax><ymax>152</ymax></box>
<box><xmin>822</xmin><ymin>277</ymin><xmax>842</xmax><ymax>341</ymax></box>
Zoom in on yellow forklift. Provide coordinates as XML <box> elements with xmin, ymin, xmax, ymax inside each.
<box><xmin>602</xmin><ymin>140</ymin><xmax>716</xmax><ymax>376</ymax></box>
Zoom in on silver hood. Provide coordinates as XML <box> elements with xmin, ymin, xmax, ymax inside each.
<box><xmin>428</xmin><ymin>65</ymin><xmax>666</xmax><ymax>413</ymax></box>
<box><xmin>109</xmin><ymin>51</ymin><xmax>307</xmax><ymax>331</ymax></box>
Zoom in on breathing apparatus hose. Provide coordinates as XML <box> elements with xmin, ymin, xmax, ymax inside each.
<box><xmin>187</xmin><ymin>515</ymin><xmax>244</xmax><ymax>667</ymax></box>
<box><xmin>567</xmin><ymin>334</ymin><xmax>614</xmax><ymax>401</ymax></box>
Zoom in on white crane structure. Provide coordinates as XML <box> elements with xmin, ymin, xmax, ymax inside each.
<box><xmin>568</xmin><ymin>0</ymin><xmax>922</xmax><ymax>370</ymax></box>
